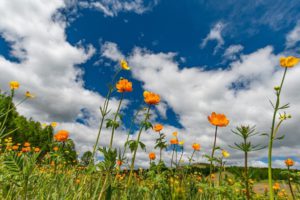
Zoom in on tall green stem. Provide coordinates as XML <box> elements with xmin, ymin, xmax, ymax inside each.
<box><xmin>109</xmin><ymin>93</ymin><xmax>124</xmax><ymax>148</ymax></box>
<box><xmin>268</xmin><ymin>67</ymin><xmax>287</xmax><ymax>200</ymax></box>
<box><xmin>189</xmin><ymin>150</ymin><xmax>195</xmax><ymax>166</ymax></box>
<box><xmin>127</xmin><ymin>106</ymin><xmax>151</xmax><ymax>187</ymax></box>
<box><xmin>245</xmin><ymin>151</ymin><xmax>250</xmax><ymax>200</ymax></box>
<box><xmin>210</xmin><ymin>126</ymin><xmax>218</xmax><ymax>186</ymax></box>
<box><xmin>91</xmin><ymin>69</ymin><xmax>121</xmax><ymax>160</ymax></box>
<box><xmin>287</xmin><ymin>166</ymin><xmax>295</xmax><ymax>200</ymax></box>
<box><xmin>122</xmin><ymin>109</ymin><xmax>142</xmax><ymax>160</ymax></box>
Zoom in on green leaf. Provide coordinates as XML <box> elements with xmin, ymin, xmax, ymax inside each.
<box><xmin>275</xmin><ymin>135</ymin><xmax>285</xmax><ymax>140</ymax></box>
<box><xmin>139</xmin><ymin>141</ymin><xmax>146</xmax><ymax>151</ymax></box>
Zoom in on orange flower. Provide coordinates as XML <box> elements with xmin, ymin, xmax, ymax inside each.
<box><xmin>116</xmin><ymin>78</ymin><xmax>133</xmax><ymax>93</ymax></box>
<box><xmin>273</xmin><ymin>183</ymin><xmax>280</xmax><ymax>191</ymax></box>
<box><xmin>12</xmin><ymin>145</ymin><xmax>19</xmax><ymax>151</ymax></box>
<box><xmin>10</xmin><ymin>81</ymin><xmax>19</xmax><ymax>89</ymax></box>
<box><xmin>285</xmin><ymin>158</ymin><xmax>294</xmax><ymax>167</ymax></box>
<box><xmin>53</xmin><ymin>146</ymin><xmax>59</xmax><ymax>151</ymax></box>
<box><xmin>116</xmin><ymin>160</ymin><xmax>123</xmax><ymax>166</ymax></box>
<box><xmin>34</xmin><ymin>147</ymin><xmax>40</xmax><ymax>152</ymax></box>
<box><xmin>24</xmin><ymin>142</ymin><xmax>31</xmax><ymax>147</ymax></box>
<box><xmin>75</xmin><ymin>179</ymin><xmax>80</xmax><ymax>184</ymax></box>
<box><xmin>143</xmin><ymin>91</ymin><xmax>160</xmax><ymax>105</ymax></box>
<box><xmin>54</xmin><ymin>130</ymin><xmax>69</xmax><ymax>142</ymax></box>
<box><xmin>192</xmin><ymin>143</ymin><xmax>201</xmax><ymax>151</ymax></box>
<box><xmin>208</xmin><ymin>112</ymin><xmax>229</xmax><ymax>127</ymax></box>
<box><xmin>170</xmin><ymin>138</ymin><xmax>178</xmax><ymax>145</ymax></box>
<box><xmin>153</xmin><ymin>124</ymin><xmax>163</xmax><ymax>132</ymax></box>
<box><xmin>149</xmin><ymin>152</ymin><xmax>156</xmax><ymax>160</ymax></box>
<box><xmin>280</xmin><ymin>56</ymin><xmax>300</xmax><ymax>68</ymax></box>
<box><xmin>22</xmin><ymin>147</ymin><xmax>31</xmax><ymax>152</ymax></box>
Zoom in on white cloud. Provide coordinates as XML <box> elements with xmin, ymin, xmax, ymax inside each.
<box><xmin>0</xmin><ymin>0</ymin><xmax>124</xmax><ymax>156</ymax></box>
<box><xmin>101</xmin><ymin>43</ymin><xmax>300</xmax><ymax>168</ymax></box>
<box><xmin>201</xmin><ymin>22</ymin><xmax>225</xmax><ymax>54</ymax></box>
<box><xmin>223</xmin><ymin>44</ymin><xmax>244</xmax><ymax>60</ymax></box>
<box><xmin>286</xmin><ymin>22</ymin><xmax>300</xmax><ymax>48</ymax></box>
<box><xmin>79</xmin><ymin>0</ymin><xmax>158</xmax><ymax>17</ymax></box>
<box><xmin>101</xmin><ymin>41</ymin><xmax>124</xmax><ymax>61</ymax></box>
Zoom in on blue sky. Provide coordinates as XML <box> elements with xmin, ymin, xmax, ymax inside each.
<box><xmin>1</xmin><ymin>0</ymin><xmax>300</xmax><ymax>168</ymax></box>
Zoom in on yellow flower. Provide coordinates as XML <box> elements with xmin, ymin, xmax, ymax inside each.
<box><xmin>120</xmin><ymin>59</ymin><xmax>130</xmax><ymax>70</ymax></box>
<box><xmin>10</xmin><ymin>81</ymin><xmax>20</xmax><ymax>90</ymax></box>
<box><xmin>280</xmin><ymin>56</ymin><xmax>300</xmax><ymax>68</ymax></box>
<box><xmin>222</xmin><ymin>150</ymin><xmax>230</xmax><ymax>158</ymax></box>
<box><xmin>51</xmin><ymin>122</ymin><xmax>58</xmax><ymax>128</ymax></box>
<box><xmin>25</xmin><ymin>91</ymin><xmax>35</xmax><ymax>98</ymax></box>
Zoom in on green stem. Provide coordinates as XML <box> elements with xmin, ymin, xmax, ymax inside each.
<box><xmin>109</xmin><ymin>93</ymin><xmax>124</xmax><ymax>148</ymax></box>
<box><xmin>288</xmin><ymin>166</ymin><xmax>295</xmax><ymax>200</ymax></box>
<box><xmin>245</xmin><ymin>151</ymin><xmax>250</xmax><ymax>200</ymax></box>
<box><xmin>122</xmin><ymin>108</ymin><xmax>142</xmax><ymax>160</ymax></box>
<box><xmin>171</xmin><ymin>147</ymin><xmax>175</xmax><ymax>168</ymax></box>
<box><xmin>189</xmin><ymin>150</ymin><xmax>195</xmax><ymax>166</ymax></box>
<box><xmin>210</xmin><ymin>126</ymin><xmax>218</xmax><ymax>186</ymax></box>
<box><xmin>268</xmin><ymin>67</ymin><xmax>287</xmax><ymax>200</ymax></box>
<box><xmin>219</xmin><ymin>159</ymin><xmax>223</xmax><ymax>186</ymax></box>
<box><xmin>91</xmin><ymin>87</ymin><xmax>112</xmax><ymax>160</ymax></box>
<box><xmin>91</xmin><ymin>69</ymin><xmax>121</xmax><ymax>161</ymax></box>
<box><xmin>126</xmin><ymin>106</ymin><xmax>151</xmax><ymax>187</ymax></box>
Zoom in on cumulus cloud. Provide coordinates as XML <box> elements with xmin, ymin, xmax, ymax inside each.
<box><xmin>286</xmin><ymin>22</ymin><xmax>300</xmax><ymax>48</ymax></box>
<box><xmin>201</xmin><ymin>22</ymin><xmax>225</xmax><ymax>54</ymax></box>
<box><xmin>101</xmin><ymin>41</ymin><xmax>124</xmax><ymax>61</ymax></box>
<box><xmin>0</xmin><ymin>0</ymin><xmax>123</xmax><ymax>156</ymax></box>
<box><xmin>223</xmin><ymin>44</ymin><xmax>244</xmax><ymax>60</ymax></box>
<box><xmin>79</xmin><ymin>0</ymin><xmax>158</xmax><ymax>17</ymax></box>
<box><xmin>101</xmin><ymin>41</ymin><xmax>300</xmax><ymax>168</ymax></box>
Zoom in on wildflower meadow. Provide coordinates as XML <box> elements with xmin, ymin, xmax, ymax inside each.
<box><xmin>0</xmin><ymin>57</ymin><xmax>300</xmax><ymax>200</ymax></box>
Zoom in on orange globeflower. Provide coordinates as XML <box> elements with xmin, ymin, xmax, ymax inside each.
<box><xmin>273</xmin><ymin>183</ymin><xmax>280</xmax><ymax>191</ymax></box>
<box><xmin>54</xmin><ymin>130</ymin><xmax>69</xmax><ymax>142</ymax></box>
<box><xmin>143</xmin><ymin>91</ymin><xmax>160</xmax><ymax>105</ymax></box>
<box><xmin>208</xmin><ymin>112</ymin><xmax>229</xmax><ymax>127</ymax></box>
<box><xmin>10</xmin><ymin>81</ymin><xmax>19</xmax><ymax>89</ymax></box>
<box><xmin>192</xmin><ymin>143</ymin><xmax>201</xmax><ymax>151</ymax></box>
<box><xmin>280</xmin><ymin>56</ymin><xmax>300</xmax><ymax>68</ymax></box>
<box><xmin>170</xmin><ymin>138</ymin><xmax>178</xmax><ymax>145</ymax></box>
<box><xmin>153</xmin><ymin>124</ymin><xmax>163</xmax><ymax>132</ymax></box>
<box><xmin>12</xmin><ymin>145</ymin><xmax>19</xmax><ymax>151</ymax></box>
<box><xmin>116</xmin><ymin>160</ymin><xmax>123</xmax><ymax>166</ymax></box>
<box><xmin>116</xmin><ymin>78</ymin><xmax>133</xmax><ymax>93</ymax></box>
<box><xmin>149</xmin><ymin>152</ymin><xmax>156</xmax><ymax>160</ymax></box>
<box><xmin>34</xmin><ymin>147</ymin><xmax>40</xmax><ymax>152</ymax></box>
<box><xmin>53</xmin><ymin>146</ymin><xmax>59</xmax><ymax>151</ymax></box>
<box><xmin>22</xmin><ymin>147</ymin><xmax>31</xmax><ymax>153</ymax></box>
<box><xmin>24</xmin><ymin>142</ymin><xmax>31</xmax><ymax>147</ymax></box>
<box><xmin>285</xmin><ymin>158</ymin><xmax>294</xmax><ymax>167</ymax></box>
